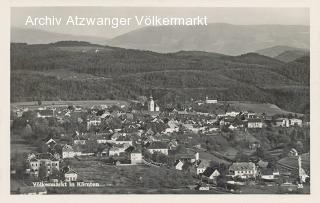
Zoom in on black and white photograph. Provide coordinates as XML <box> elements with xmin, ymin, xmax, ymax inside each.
<box><xmin>9</xmin><ymin>6</ymin><xmax>311</xmax><ymax>195</ymax></box>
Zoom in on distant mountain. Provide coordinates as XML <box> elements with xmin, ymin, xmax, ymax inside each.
<box><xmin>10</xmin><ymin>41</ymin><xmax>309</xmax><ymax>114</ymax></box>
<box><xmin>11</xmin><ymin>27</ymin><xmax>108</xmax><ymax>45</ymax></box>
<box><xmin>274</xmin><ymin>50</ymin><xmax>309</xmax><ymax>63</ymax></box>
<box><xmin>107</xmin><ymin>23</ymin><xmax>309</xmax><ymax>55</ymax></box>
<box><xmin>255</xmin><ymin>45</ymin><xmax>308</xmax><ymax>58</ymax></box>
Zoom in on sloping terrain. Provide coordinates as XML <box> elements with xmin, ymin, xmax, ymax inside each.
<box><xmin>10</xmin><ymin>41</ymin><xmax>309</xmax><ymax>114</ymax></box>
<box><xmin>107</xmin><ymin>24</ymin><xmax>309</xmax><ymax>55</ymax></box>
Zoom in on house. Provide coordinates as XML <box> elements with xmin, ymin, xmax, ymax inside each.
<box><xmin>247</xmin><ymin>113</ymin><xmax>257</xmax><ymax>119</ymax></box>
<box><xmin>225</xmin><ymin>111</ymin><xmax>240</xmax><ymax>117</ymax></box>
<box><xmin>195</xmin><ymin>185</ymin><xmax>210</xmax><ymax>191</ymax></box>
<box><xmin>163</xmin><ymin>119</ymin><xmax>179</xmax><ymax>134</ymax></box>
<box><xmin>288</xmin><ymin>148</ymin><xmax>299</xmax><ymax>157</ymax></box>
<box><xmin>64</xmin><ymin>168</ymin><xmax>78</xmax><ymax>182</ymax></box>
<box><xmin>174</xmin><ymin>160</ymin><xmax>184</xmax><ymax>170</ymax></box>
<box><xmin>219</xmin><ymin>117</ymin><xmax>234</xmax><ymax>126</ymax></box>
<box><xmin>247</xmin><ymin>119</ymin><xmax>263</xmax><ymax>129</ymax></box>
<box><xmin>73</xmin><ymin>138</ymin><xmax>87</xmax><ymax>145</ymax></box>
<box><xmin>130</xmin><ymin>149</ymin><xmax>143</xmax><ymax>164</ymax></box>
<box><xmin>45</xmin><ymin>138</ymin><xmax>57</xmax><ymax>148</ymax></box>
<box><xmin>112</xmin><ymin>136</ymin><xmax>133</xmax><ymax>146</ymax></box>
<box><xmin>275</xmin><ymin>118</ymin><xmax>290</xmax><ymax>127</ymax></box>
<box><xmin>101</xmin><ymin>148</ymin><xmax>109</xmax><ymax>156</ymax></box>
<box><xmin>110</xmin><ymin>132</ymin><xmax>121</xmax><ymax>141</ymax></box>
<box><xmin>229</xmin><ymin>162</ymin><xmax>257</xmax><ymax>179</ymax></box>
<box><xmin>260</xmin><ymin>168</ymin><xmax>280</xmax><ymax>180</ymax></box>
<box><xmin>86</xmin><ymin>117</ymin><xmax>101</xmax><ymax>130</ymax></box>
<box><xmin>36</xmin><ymin>109</ymin><xmax>55</xmax><ymax>118</ymax></box>
<box><xmin>27</xmin><ymin>153</ymin><xmax>59</xmax><ymax>177</ymax></box>
<box><xmin>228</xmin><ymin>124</ymin><xmax>237</xmax><ymax>130</ymax></box>
<box><xmin>108</xmin><ymin>146</ymin><xmax>127</xmax><ymax>156</ymax></box>
<box><xmin>146</xmin><ymin>142</ymin><xmax>169</xmax><ymax>155</ymax></box>
<box><xmin>62</xmin><ymin>144</ymin><xmax>80</xmax><ymax>159</ymax></box>
<box><xmin>289</xmin><ymin>118</ymin><xmax>303</xmax><ymax>127</ymax></box>
<box><xmin>202</xmin><ymin>167</ymin><xmax>221</xmax><ymax>182</ymax></box>
<box><xmin>249</xmin><ymin>142</ymin><xmax>261</xmax><ymax>150</ymax></box>
<box><xmin>196</xmin><ymin>160</ymin><xmax>210</xmax><ymax>175</ymax></box>
<box><xmin>155</xmin><ymin>104</ymin><xmax>160</xmax><ymax>112</ymax></box>
<box><xmin>176</xmin><ymin>152</ymin><xmax>199</xmax><ymax>163</ymax></box>
<box><xmin>205</xmin><ymin>96</ymin><xmax>218</xmax><ymax>104</ymax></box>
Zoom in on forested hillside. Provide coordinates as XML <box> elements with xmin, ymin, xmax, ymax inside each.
<box><xmin>11</xmin><ymin>41</ymin><xmax>309</xmax><ymax>114</ymax></box>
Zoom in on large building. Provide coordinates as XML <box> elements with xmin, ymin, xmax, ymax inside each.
<box><xmin>147</xmin><ymin>142</ymin><xmax>169</xmax><ymax>155</ymax></box>
<box><xmin>27</xmin><ymin>153</ymin><xmax>59</xmax><ymax>177</ymax></box>
<box><xmin>229</xmin><ymin>162</ymin><xmax>257</xmax><ymax>179</ymax></box>
<box><xmin>148</xmin><ymin>96</ymin><xmax>160</xmax><ymax>112</ymax></box>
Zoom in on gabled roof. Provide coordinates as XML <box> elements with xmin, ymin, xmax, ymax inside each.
<box><xmin>202</xmin><ymin>167</ymin><xmax>220</xmax><ymax>177</ymax></box>
<box><xmin>260</xmin><ymin>168</ymin><xmax>276</xmax><ymax>175</ymax></box>
<box><xmin>247</xmin><ymin>118</ymin><xmax>263</xmax><ymax>123</ymax></box>
<box><xmin>65</xmin><ymin>168</ymin><xmax>77</xmax><ymax>175</ymax></box>
<box><xmin>229</xmin><ymin>162</ymin><xmax>256</xmax><ymax>171</ymax></box>
<box><xmin>174</xmin><ymin>160</ymin><xmax>184</xmax><ymax>167</ymax></box>
<box><xmin>197</xmin><ymin>160</ymin><xmax>211</xmax><ymax>168</ymax></box>
<box><xmin>36</xmin><ymin>153</ymin><xmax>58</xmax><ymax>161</ymax></box>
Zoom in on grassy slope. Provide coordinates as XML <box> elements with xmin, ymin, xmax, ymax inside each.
<box><xmin>10</xmin><ymin>42</ymin><xmax>309</xmax><ymax>114</ymax></box>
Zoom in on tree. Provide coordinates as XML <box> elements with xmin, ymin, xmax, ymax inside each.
<box><xmin>256</xmin><ymin>147</ymin><xmax>267</xmax><ymax>159</ymax></box>
<box><xmin>51</xmin><ymin>167</ymin><xmax>61</xmax><ymax>180</ymax></box>
<box><xmin>38</xmin><ymin>164</ymin><xmax>48</xmax><ymax>180</ymax></box>
<box><xmin>235</xmin><ymin>151</ymin><xmax>250</xmax><ymax>162</ymax></box>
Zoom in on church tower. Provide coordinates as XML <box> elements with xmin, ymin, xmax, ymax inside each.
<box><xmin>148</xmin><ymin>96</ymin><xmax>155</xmax><ymax>111</ymax></box>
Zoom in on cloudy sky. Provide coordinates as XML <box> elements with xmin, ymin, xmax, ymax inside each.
<box><xmin>11</xmin><ymin>7</ymin><xmax>309</xmax><ymax>38</ymax></box>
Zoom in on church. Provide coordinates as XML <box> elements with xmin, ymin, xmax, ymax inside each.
<box><xmin>148</xmin><ymin>96</ymin><xmax>160</xmax><ymax>112</ymax></box>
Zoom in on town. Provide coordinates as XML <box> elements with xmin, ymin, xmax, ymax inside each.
<box><xmin>10</xmin><ymin>96</ymin><xmax>310</xmax><ymax>194</ymax></box>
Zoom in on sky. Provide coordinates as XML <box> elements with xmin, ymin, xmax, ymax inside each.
<box><xmin>11</xmin><ymin>7</ymin><xmax>309</xmax><ymax>38</ymax></box>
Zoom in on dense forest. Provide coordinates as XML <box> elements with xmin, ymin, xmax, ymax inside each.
<box><xmin>10</xmin><ymin>41</ymin><xmax>309</xmax><ymax>114</ymax></box>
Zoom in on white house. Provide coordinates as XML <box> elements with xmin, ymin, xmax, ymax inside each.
<box><xmin>205</xmin><ymin>96</ymin><xmax>218</xmax><ymax>104</ymax></box>
<box><xmin>196</xmin><ymin>160</ymin><xmax>210</xmax><ymax>175</ymax></box>
<box><xmin>202</xmin><ymin>167</ymin><xmax>221</xmax><ymax>182</ymax></box>
<box><xmin>225</xmin><ymin>111</ymin><xmax>240</xmax><ymax>117</ymax></box>
<box><xmin>147</xmin><ymin>142</ymin><xmax>169</xmax><ymax>155</ymax></box>
<box><xmin>247</xmin><ymin>119</ymin><xmax>263</xmax><ymax>129</ymax></box>
<box><xmin>64</xmin><ymin>169</ymin><xmax>78</xmax><ymax>182</ymax></box>
<box><xmin>290</xmin><ymin>118</ymin><xmax>303</xmax><ymax>127</ymax></box>
<box><xmin>260</xmin><ymin>168</ymin><xmax>280</xmax><ymax>180</ymax></box>
<box><xmin>275</xmin><ymin>118</ymin><xmax>290</xmax><ymax>127</ymax></box>
<box><xmin>130</xmin><ymin>150</ymin><xmax>143</xmax><ymax>164</ymax></box>
<box><xmin>108</xmin><ymin>147</ymin><xmax>126</xmax><ymax>156</ymax></box>
<box><xmin>229</xmin><ymin>162</ymin><xmax>257</xmax><ymax>179</ymax></box>
<box><xmin>174</xmin><ymin>160</ymin><xmax>184</xmax><ymax>170</ymax></box>
<box><xmin>62</xmin><ymin>144</ymin><xmax>81</xmax><ymax>159</ymax></box>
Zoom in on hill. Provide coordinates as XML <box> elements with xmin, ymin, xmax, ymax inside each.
<box><xmin>255</xmin><ymin>45</ymin><xmax>308</xmax><ymax>58</ymax></box>
<box><xmin>275</xmin><ymin>50</ymin><xmax>309</xmax><ymax>63</ymax></box>
<box><xmin>10</xmin><ymin>41</ymin><xmax>309</xmax><ymax>114</ymax></box>
<box><xmin>11</xmin><ymin>27</ymin><xmax>108</xmax><ymax>45</ymax></box>
<box><xmin>107</xmin><ymin>24</ymin><xmax>309</xmax><ymax>55</ymax></box>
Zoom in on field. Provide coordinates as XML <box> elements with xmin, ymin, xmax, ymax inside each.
<box><xmin>225</xmin><ymin>101</ymin><xmax>303</xmax><ymax>116</ymax></box>
<box><xmin>11</xmin><ymin>134</ymin><xmax>37</xmax><ymax>156</ymax></box>
<box><xmin>49</xmin><ymin>159</ymin><xmax>204</xmax><ymax>194</ymax></box>
<box><xmin>11</xmin><ymin>100</ymin><xmax>129</xmax><ymax>108</ymax></box>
